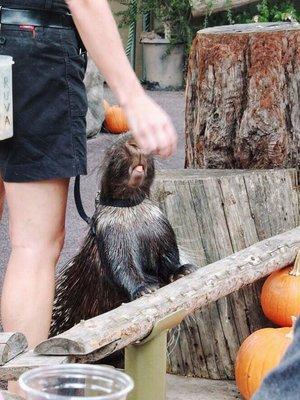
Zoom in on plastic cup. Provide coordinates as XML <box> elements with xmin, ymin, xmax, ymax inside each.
<box><xmin>0</xmin><ymin>55</ymin><xmax>14</xmax><ymax>141</ymax></box>
<box><xmin>19</xmin><ymin>364</ymin><xmax>134</xmax><ymax>400</ymax></box>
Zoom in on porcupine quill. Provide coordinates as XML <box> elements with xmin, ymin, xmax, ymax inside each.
<box><xmin>50</xmin><ymin>133</ymin><xmax>198</xmax><ymax>339</ymax></box>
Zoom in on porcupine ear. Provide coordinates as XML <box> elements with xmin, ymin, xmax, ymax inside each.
<box><xmin>50</xmin><ymin>231</ymin><xmax>103</xmax><ymax>337</ymax></box>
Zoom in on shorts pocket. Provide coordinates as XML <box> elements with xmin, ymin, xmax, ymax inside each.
<box><xmin>66</xmin><ymin>52</ymin><xmax>88</xmax><ymax>117</ymax></box>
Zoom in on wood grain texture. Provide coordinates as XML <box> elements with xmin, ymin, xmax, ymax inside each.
<box><xmin>185</xmin><ymin>22</ymin><xmax>300</xmax><ymax>169</ymax></box>
<box><xmin>191</xmin><ymin>0</ymin><xmax>258</xmax><ymax>17</ymax></box>
<box><xmin>0</xmin><ymin>333</ymin><xmax>27</xmax><ymax>366</ymax></box>
<box><xmin>0</xmin><ymin>350</ymin><xmax>70</xmax><ymax>381</ymax></box>
<box><xmin>160</xmin><ymin>169</ymin><xmax>298</xmax><ymax>378</ymax></box>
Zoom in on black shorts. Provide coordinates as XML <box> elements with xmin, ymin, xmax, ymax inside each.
<box><xmin>0</xmin><ymin>24</ymin><xmax>88</xmax><ymax>182</ymax></box>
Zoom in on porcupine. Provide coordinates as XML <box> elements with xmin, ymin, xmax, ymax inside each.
<box><xmin>50</xmin><ymin>133</ymin><xmax>197</xmax><ymax>339</ymax></box>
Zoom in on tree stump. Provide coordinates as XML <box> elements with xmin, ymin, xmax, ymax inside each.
<box><xmin>152</xmin><ymin>169</ymin><xmax>299</xmax><ymax>379</ymax></box>
<box><xmin>185</xmin><ymin>22</ymin><xmax>300</xmax><ymax>169</ymax></box>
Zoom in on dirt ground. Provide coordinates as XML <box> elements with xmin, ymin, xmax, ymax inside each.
<box><xmin>166</xmin><ymin>375</ymin><xmax>241</xmax><ymax>400</ymax></box>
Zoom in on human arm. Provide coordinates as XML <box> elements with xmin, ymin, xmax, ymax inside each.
<box><xmin>66</xmin><ymin>0</ymin><xmax>178</xmax><ymax>158</ymax></box>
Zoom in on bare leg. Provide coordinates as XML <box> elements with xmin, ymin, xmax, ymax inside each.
<box><xmin>1</xmin><ymin>178</ymin><xmax>69</xmax><ymax>394</ymax></box>
<box><xmin>0</xmin><ymin>178</ymin><xmax>5</xmax><ymax>220</ymax></box>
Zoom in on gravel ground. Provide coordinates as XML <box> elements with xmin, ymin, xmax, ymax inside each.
<box><xmin>0</xmin><ymin>86</ymin><xmax>186</xmax><ymax>286</ymax></box>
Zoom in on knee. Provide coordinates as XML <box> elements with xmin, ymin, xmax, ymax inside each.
<box><xmin>11</xmin><ymin>227</ymin><xmax>66</xmax><ymax>264</ymax></box>
<box><xmin>47</xmin><ymin>228</ymin><xmax>66</xmax><ymax>262</ymax></box>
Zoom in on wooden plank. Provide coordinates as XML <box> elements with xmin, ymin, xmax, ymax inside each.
<box><xmin>173</xmin><ymin>178</ymin><xmax>226</xmax><ymax>379</ymax></box>
<box><xmin>218</xmin><ymin>175</ymin><xmax>261</xmax><ymax>345</ymax></box>
<box><xmin>0</xmin><ymin>333</ymin><xmax>27</xmax><ymax>366</ymax></box>
<box><xmin>178</xmin><ymin>314</ymin><xmax>208</xmax><ymax>378</ymax></box>
<box><xmin>34</xmin><ymin>227</ymin><xmax>300</xmax><ymax>359</ymax></box>
<box><xmin>289</xmin><ymin>169</ymin><xmax>300</xmax><ymax>225</ymax></box>
<box><xmin>218</xmin><ymin>175</ymin><xmax>259</xmax><ymax>249</ymax></box>
<box><xmin>191</xmin><ymin>308</ymin><xmax>220</xmax><ymax>379</ymax></box>
<box><xmin>165</xmin><ymin>180</ymin><xmax>207</xmax><ymax>266</ymax></box>
<box><xmin>243</xmin><ymin>173</ymin><xmax>275</xmax><ymax>240</ymax></box>
<box><xmin>0</xmin><ymin>350</ymin><xmax>70</xmax><ymax>381</ymax></box>
<box><xmin>191</xmin><ymin>0</ymin><xmax>258</xmax><ymax>17</ymax></box>
<box><xmin>243</xmin><ymin>170</ymin><xmax>299</xmax><ymax>237</ymax></box>
<box><xmin>155</xmin><ymin>169</ymin><xmax>248</xmax><ymax>180</ymax></box>
<box><xmin>201</xmin><ymin>178</ymin><xmax>241</xmax><ymax>379</ymax></box>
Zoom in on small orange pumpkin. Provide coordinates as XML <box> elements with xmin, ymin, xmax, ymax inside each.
<box><xmin>235</xmin><ymin>323</ymin><xmax>294</xmax><ymax>400</ymax></box>
<box><xmin>261</xmin><ymin>252</ymin><xmax>300</xmax><ymax>327</ymax></box>
<box><xmin>102</xmin><ymin>100</ymin><xmax>129</xmax><ymax>134</ymax></box>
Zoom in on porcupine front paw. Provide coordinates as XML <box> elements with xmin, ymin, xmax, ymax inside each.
<box><xmin>170</xmin><ymin>263</ymin><xmax>198</xmax><ymax>283</ymax></box>
<box><xmin>131</xmin><ymin>284</ymin><xmax>160</xmax><ymax>300</ymax></box>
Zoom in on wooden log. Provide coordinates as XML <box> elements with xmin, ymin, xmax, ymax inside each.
<box><xmin>34</xmin><ymin>226</ymin><xmax>300</xmax><ymax>359</ymax></box>
<box><xmin>0</xmin><ymin>350</ymin><xmax>70</xmax><ymax>381</ymax></box>
<box><xmin>191</xmin><ymin>0</ymin><xmax>258</xmax><ymax>17</ymax></box>
<box><xmin>0</xmin><ymin>333</ymin><xmax>27</xmax><ymax>366</ymax></box>
<box><xmin>185</xmin><ymin>22</ymin><xmax>300</xmax><ymax>169</ymax></box>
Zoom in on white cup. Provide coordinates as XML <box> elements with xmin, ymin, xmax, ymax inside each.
<box><xmin>19</xmin><ymin>364</ymin><xmax>134</xmax><ymax>400</ymax></box>
<box><xmin>0</xmin><ymin>55</ymin><xmax>14</xmax><ymax>141</ymax></box>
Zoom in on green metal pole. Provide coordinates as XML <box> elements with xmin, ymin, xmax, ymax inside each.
<box><xmin>125</xmin><ymin>309</ymin><xmax>187</xmax><ymax>400</ymax></box>
<box><xmin>125</xmin><ymin>332</ymin><xmax>167</xmax><ymax>400</ymax></box>
<box><xmin>142</xmin><ymin>12</ymin><xmax>151</xmax><ymax>81</ymax></box>
<box><xmin>142</xmin><ymin>12</ymin><xmax>151</xmax><ymax>33</ymax></box>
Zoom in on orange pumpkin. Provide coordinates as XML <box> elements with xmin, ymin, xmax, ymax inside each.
<box><xmin>102</xmin><ymin>100</ymin><xmax>129</xmax><ymax>134</ymax></box>
<box><xmin>261</xmin><ymin>252</ymin><xmax>300</xmax><ymax>327</ymax></box>
<box><xmin>235</xmin><ymin>324</ymin><xmax>293</xmax><ymax>400</ymax></box>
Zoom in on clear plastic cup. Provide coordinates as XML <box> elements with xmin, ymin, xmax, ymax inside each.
<box><xmin>19</xmin><ymin>364</ymin><xmax>134</xmax><ymax>400</ymax></box>
<box><xmin>0</xmin><ymin>55</ymin><xmax>14</xmax><ymax>141</ymax></box>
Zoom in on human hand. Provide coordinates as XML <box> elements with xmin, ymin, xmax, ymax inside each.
<box><xmin>122</xmin><ymin>93</ymin><xmax>178</xmax><ymax>159</ymax></box>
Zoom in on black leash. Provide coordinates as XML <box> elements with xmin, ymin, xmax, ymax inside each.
<box><xmin>74</xmin><ymin>175</ymin><xmax>93</xmax><ymax>228</ymax></box>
